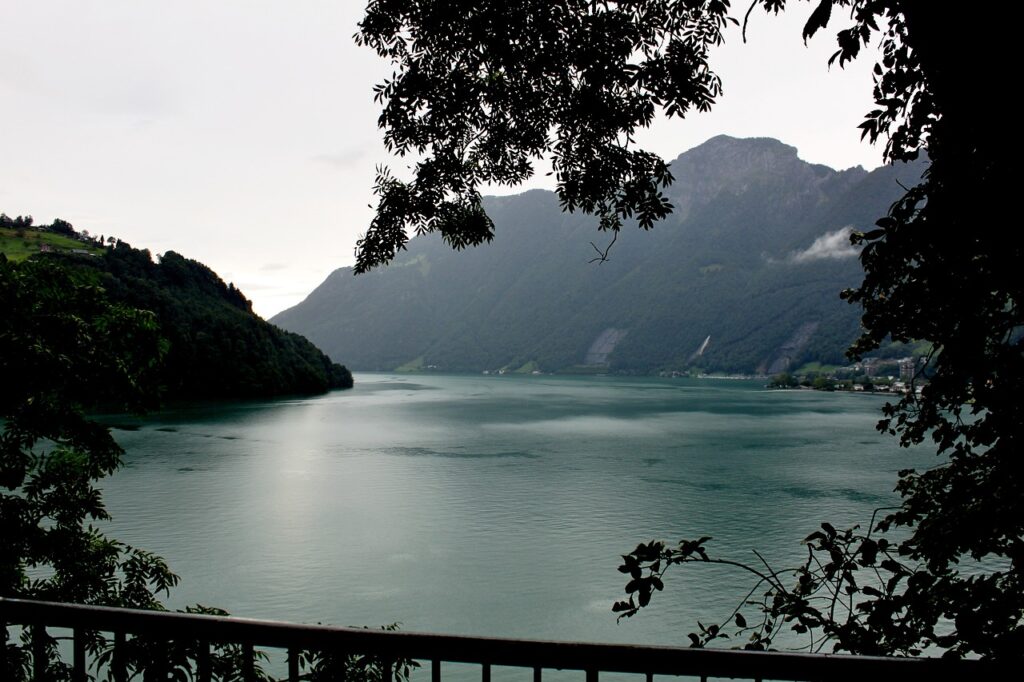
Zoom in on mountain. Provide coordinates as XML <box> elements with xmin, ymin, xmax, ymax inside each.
<box><xmin>273</xmin><ymin>136</ymin><xmax>925</xmax><ymax>375</ymax></box>
<box><xmin>29</xmin><ymin>236</ymin><xmax>354</xmax><ymax>399</ymax></box>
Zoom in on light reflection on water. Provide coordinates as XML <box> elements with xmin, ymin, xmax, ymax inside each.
<box><xmin>101</xmin><ymin>373</ymin><xmax>928</xmax><ymax>656</ymax></box>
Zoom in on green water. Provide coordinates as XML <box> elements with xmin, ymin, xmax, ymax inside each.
<box><xmin>102</xmin><ymin>373</ymin><xmax>927</xmax><ymax>649</ymax></box>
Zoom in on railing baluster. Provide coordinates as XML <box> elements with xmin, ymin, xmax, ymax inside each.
<box><xmin>243</xmin><ymin>642</ymin><xmax>255</xmax><ymax>682</ymax></box>
<box><xmin>0</xmin><ymin>597</ymin><xmax>1002</xmax><ymax>682</ymax></box>
<box><xmin>113</xmin><ymin>631</ymin><xmax>127</xmax><ymax>682</ymax></box>
<box><xmin>338</xmin><ymin>649</ymin><xmax>347</xmax><ymax>682</ymax></box>
<box><xmin>159</xmin><ymin>639</ymin><xmax>169</xmax><ymax>682</ymax></box>
<box><xmin>73</xmin><ymin>627</ymin><xmax>86</xmax><ymax>682</ymax></box>
<box><xmin>32</xmin><ymin>624</ymin><xmax>47</xmax><ymax>681</ymax></box>
<box><xmin>197</xmin><ymin>639</ymin><xmax>211</xmax><ymax>682</ymax></box>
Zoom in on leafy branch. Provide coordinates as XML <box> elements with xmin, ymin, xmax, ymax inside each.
<box><xmin>613</xmin><ymin>520</ymin><xmax>945</xmax><ymax>656</ymax></box>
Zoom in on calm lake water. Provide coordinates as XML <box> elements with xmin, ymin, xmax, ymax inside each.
<box><xmin>102</xmin><ymin>373</ymin><xmax>929</xmax><ymax>652</ymax></box>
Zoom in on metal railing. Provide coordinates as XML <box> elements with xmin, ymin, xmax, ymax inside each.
<box><xmin>1</xmin><ymin>598</ymin><xmax>991</xmax><ymax>681</ymax></box>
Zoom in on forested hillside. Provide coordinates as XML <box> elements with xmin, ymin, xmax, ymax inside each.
<box><xmin>274</xmin><ymin>136</ymin><xmax>926</xmax><ymax>374</ymax></box>
<box><xmin>83</xmin><ymin>243</ymin><xmax>353</xmax><ymax>399</ymax></box>
<box><xmin>1</xmin><ymin>218</ymin><xmax>353</xmax><ymax>399</ymax></box>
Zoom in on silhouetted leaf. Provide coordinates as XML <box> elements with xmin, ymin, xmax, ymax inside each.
<box><xmin>802</xmin><ymin>0</ymin><xmax>833</xmax><ymax>41</ymax></box>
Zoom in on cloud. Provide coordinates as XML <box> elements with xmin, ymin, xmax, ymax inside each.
<box><xmin>233</xmin><ymin>280</ymin><xmax>280</xmax><ymax>292</ymax></box>
<box><xmin>0</xmin><ymin>49</ymin><xmax>38</xmax><ymax>95</ymax></box>
<box><xmin>790</xmin><ymin>226</ymin><xmax>859</xmax><ymax>263</ymax></box>
<box><xmin>311</xmin><ymin>146</ymin><xmax>369</xmax><ymax>169</ymax></box>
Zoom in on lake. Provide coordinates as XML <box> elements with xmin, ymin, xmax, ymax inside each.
<box><xmin>102</xmin><ymin>373</ymin><xmax>928</xmax><ymax>651</ymax></box>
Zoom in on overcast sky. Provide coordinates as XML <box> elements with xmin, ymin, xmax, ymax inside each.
<box><xmin>0</xmin><ymin>1</ymin><xmax>883</xmax><ymax>318</ymax></box>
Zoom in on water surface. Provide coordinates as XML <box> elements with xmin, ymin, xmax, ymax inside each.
<box><xmin>102</xmin><ymin>373</ymin><xmax>927</xmax><ymax>650</ymax></box>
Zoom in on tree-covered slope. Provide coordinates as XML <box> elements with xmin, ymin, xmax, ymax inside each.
<box><xmin>20</xmin><ymin>235</ymin><xmax>355</xmax><ymax>400</ymax></box>
<box><xmin>89</xmin><ymin>243</ymin><xmax>353</xmax><ymax>399</ymax></box>
<box><xmin>273</xmin><ymin>136</ymin><xmax>925</xmax><ymax>374</ymax></box>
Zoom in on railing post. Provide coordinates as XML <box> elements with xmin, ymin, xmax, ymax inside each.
<box><xmin>432</xmin><ymin>658</ymin><xmax>442</xmax><ymax>682</ymax></box>
<box><xmin>113</xmin><ymin>631</ymin><xmax>127</xmax><ymax>682</ymax></box>
<box><xmin>382</xmin><ymin>655</ymin><xmax>393</xmax><ymax>682</ymax></box>
<box><xmin>585</xmin><ymin>669</ymin><xmax>597</xmax><ymax>682</ymax></box>
<box><xmin>287</xmin><ymin>647</ymin><xmax>299</xmax><ymax>682</ymax></box>
<box><xmin>533</xmin><ymin>666</ymin><xmax>542</xmax><ymax>682</ymax></box>
<box><xmin>481</xmin><ymin>662</ymin><xmax>491</xmax><ymax>682</ymax></box>
<box><xmin>196</xmin><ymin>639</ymin><xmax>211</xmax><ymax>682</ymax></box>
<box><xmin>72</xmin><ymin>628</ymin><xmax>86</xmax><ymax>682</ymax></box>
<box><xmin>157</xmin><ymin>639</ymin><xmax>169</xmax><ymax>682</ymax></box>
<box><xmin>243</xmin><ymin>642</ymin><xmax>255</xmax><ymax>682</ymax></box>
<box><xmin>32</xmin><ymin>624</ymin><xmax>47</xmax><ymax>681</ymax></box>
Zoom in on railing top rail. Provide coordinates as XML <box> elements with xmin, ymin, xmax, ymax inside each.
<box><xmin>0</xmin><ymin>597</ymin><xmax>993</xmax><ymax>680</ymax></box>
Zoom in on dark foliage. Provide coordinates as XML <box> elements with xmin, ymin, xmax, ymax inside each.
<box><xmin>1</xmin><ymin>255</ymin><xmax>180</xmax><ymax>677</ymax></box>
<box><xmin>55</xmin><ymin>242</ymin><xmax>353</xmax><ymax>400</ymax></box>
<box><xmin>837</xmin><ymin>0</ymin><xmax>1022</xmax><ymax>660</ymax></box>
<box><xmin>612</xmin><ymin>1</ymin><xmax>1021</xmax><ymax>661</ymax></box>
<box><xmin>0</xmin><ymin>214</ymin><xmax>35</xmax><ymax>230</ymax></box>
<box><xmin>0</xmin><ymin>256</ymin><xmax>172</xmax><ymax>606</ymax></box>
<box><xmin>354</xmin><ymin>0</ymin><xmax>738</xmax><ymax>272</ymax></box>
<box><xmin>49</xmin><ymin>218</ymin><xmax>76</xmax><ymax>237</ymax></box>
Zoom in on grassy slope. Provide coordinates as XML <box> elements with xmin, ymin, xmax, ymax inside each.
<box><xmin>0</xmin><ymin>228</ymin><xmax>105</xmax><ymax>261</ymax></box>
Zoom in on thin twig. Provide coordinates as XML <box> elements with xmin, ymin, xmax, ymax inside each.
<box><xmin>867</xmin><ymin>506</ymin><xmax>900</xmax><ymax>538</ymax></box>
<box><xmin>719</xmin><ymin>577</ymin><xmax>771</xmax><ymax>634</ymax></box>
<box><xmin>742</xmin><ymin>0</ymin><xmax>759</xmax><ymax>42</ymax></box>
<box><xmin>588</xmin><ymin>230</ymin><xmax>619</xmax><ymax>263</ymax></box>
<box><xmin>752</xmin><ymin>549</ymin><xmax>788</xmax><ymax>592</ymax></box>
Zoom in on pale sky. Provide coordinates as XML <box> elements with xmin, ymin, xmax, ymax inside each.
<box><xmin>0</xmin><ymin>1</ymin><xmax>882</xmax><ymax>318</ymax></box>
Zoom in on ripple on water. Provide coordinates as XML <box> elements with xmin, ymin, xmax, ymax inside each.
<box><xmin>100</xmin><ymin>372</ymin><xmax>930</xmax><ymax>649</ymax></box>
<box><xmin>383</xmin><ymin>446</ymin><xmax>541</xmax><ymax>460</ymax></box>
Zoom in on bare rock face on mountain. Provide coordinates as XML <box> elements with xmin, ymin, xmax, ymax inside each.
<box><xmin>272</xmin><ymin>136</ymin><xmax>925</xmax><ymax>374</ymax></box>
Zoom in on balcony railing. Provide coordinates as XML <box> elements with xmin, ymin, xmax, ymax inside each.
<box><xmin>1</xmin><ymin>597</ymin><xmax>991</xmax><ymax>681</ymax></box>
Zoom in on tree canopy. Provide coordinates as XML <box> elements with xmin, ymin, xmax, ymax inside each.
<box><xmin>1</xmin><ymin>255</ymin><xmax>180</xmax><ymax>675</ymax></box>
<box><xmin>354</xmin><ymin>0</ymin><xmax>734</xmax><ymax>272</ymax></box>
<box><xmin>79</xmin><ymin>241</ymin><xmax>355</xmax><ymax>399</ymax></box>
<box><xmin>357</xmin><ymin>0</ymin><xmax>1020</xmax><ymax>659</ymax></box>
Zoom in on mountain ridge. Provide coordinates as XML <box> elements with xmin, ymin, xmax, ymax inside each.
<box><xmin>273</xmin><ymin>136</ymin><xmax>924</xmax><ymax>374</ymax></box>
